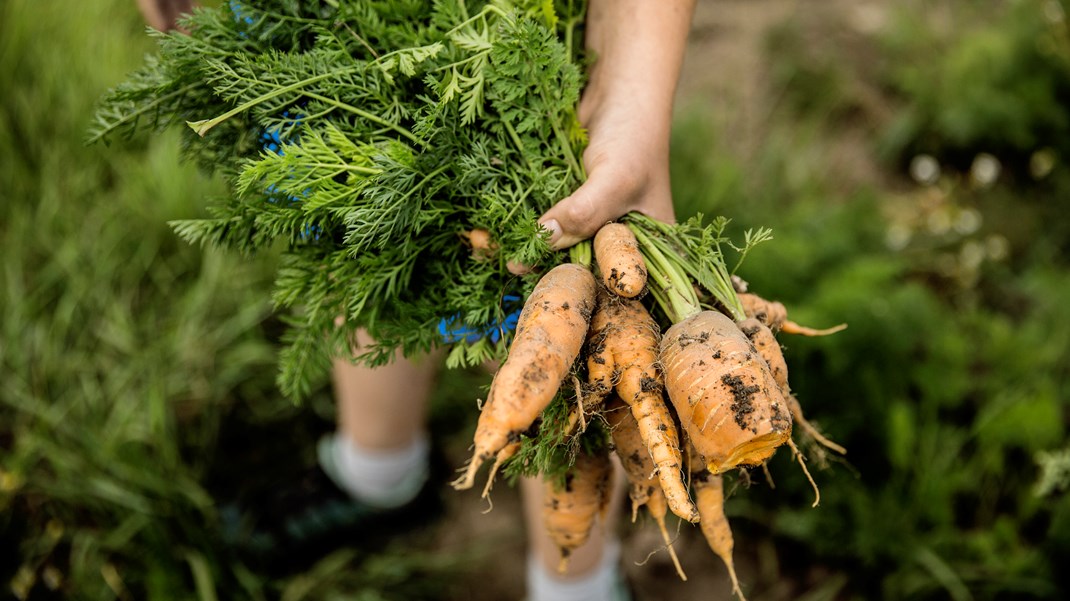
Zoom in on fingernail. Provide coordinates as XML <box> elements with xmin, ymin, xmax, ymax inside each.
<box><xmin>539</xmin><ymin>219</ymin><xmax>561</xmax><ymax>245</ymax></box>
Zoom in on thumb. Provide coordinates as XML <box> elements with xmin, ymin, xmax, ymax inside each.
<box><xmin>538</xmin><ymin>175</ymin><xmax>633</xmax><ymax>251</ymax></box>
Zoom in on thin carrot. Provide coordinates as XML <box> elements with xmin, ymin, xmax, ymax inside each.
<box><xmin>738</xmin><ymin>293</ymin><xmax>846</xmax><ymax>336</ymax></box>
<box><xmin>453</xmin><ymin>263</ymin><xmax>597</xmax><ymax>491</ymax></box>
<box><xmin>543</xmin><ymin>449</ymin><xmax>613</xmax><ymax>572</ymax></box>
<box><xmin>692</xmin><ymin>466</ymin><xmax>747</xmax><ymax>601</ymax></box>
<box><xmin>660</xmin><ymin>310</ymin><xmax>792</xmax><ymax>474</ymax></box>
<box><xmin>594</xmin><ymin>223</ymin><xmax>648</xmax><ymax>298</ymax></box>
<box><xmin>606</xmin><ymin>396</ymin><xmax>686</xmax><ymax>581</ymax></box>
<box><xmin>737</xmin><ymin>318</ymin><xmax>789</xmax><ymax>393</ymax></box>
<box><xmin>737</xmin><ymin>318</ymin><xmax>846</xmax><ymax>456</ymax></box>
<box><xmin>587</xmin><ymin>291</ymin><xmax>699</xmax><ymax>522</ymax></box>
<box><xmin>461</xmin><ymin>228</ymin><xmax>498</xmax><ymax>260</ymax></box>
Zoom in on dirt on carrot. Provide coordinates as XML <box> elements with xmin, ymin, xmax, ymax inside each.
<box><xmin>661</xmin><ymin>310</ymin><xmax>792</xmax><ymax>474</ymax></box>
<box><xmin>594</xmin><ymin>223</ymin><xmax>648</xmax><ymax>298</ymax></box>
<box><xmin>587</xmin><ymin>290</ymin><xmax>698</xmax><ymax>522</ymax></box>
<box><xmin>454</xmin><ymin>263</ymin><xmax>597</xmax><ymax>491</ymax></box>
<box><xmin>543</xmin><ymin>448</ymin><xmax>613</xmax><ymax>572</ymax></box>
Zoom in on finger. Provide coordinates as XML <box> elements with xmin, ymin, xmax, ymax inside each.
<box><xmin>538</xmin><ymin>175</ymin><xmax>636</xmax><ymax>250</ymax></box>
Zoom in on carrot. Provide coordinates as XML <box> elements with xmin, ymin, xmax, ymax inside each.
<box><xmin>606</xmin><ymin>396</ymin><xmax>686</xmax><ymax>581</ymax></box>
<box><xmin>594</xmin><ymin>223</ymin><xmax>647</xmax><ymax>298</ymax></box>
<box><xmin>587</xmin><ymin>291</ymin><xmax>699</xmax><ymax>522</ymax></box>
<box><xmin>453</xmin><ymin>263</ymin><xmax>597</xmax><ymax>491</ymax></box>
<box><xmin>543</xmin><ymin>448</ymin><xmax>613</xmax><ymax>572</ymax></box>
<box><xmin>737</xmin><ymin>319</ymin><xmax>846</xmax><ymax>456</ymax></box>
<box><xmin>692</xmin><ymin>467</ymin><xmax>747</xmax><ymax>601</ymax></box>
<box><xmin>585</xmin><ymin>300</ymin><xmax>616</xmax><ymax>403</ymax></box>
<box><xmin>461</xmin><ymin>228</ymin><xmax>498</xmax><ymax>260</ymax></box>
<box><xmin>660</xmin><ymin>310</ymin><xmax>792</xmax><ymax>474</ymax></box>
<box><xmin>737</xmin><ymin>318</ymin><xmax>789</xmax><ymax>393</ymax></box>
<box><xmin>738</xmin><ymin>292</ymin><xmax>846</xmax><ymax>337</ymax></box>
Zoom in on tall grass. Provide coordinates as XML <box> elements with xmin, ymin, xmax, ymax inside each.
<box><xmin>0</xmin><ymin>1</ymin><xmax>280</xmax><ymax>597</ymax></box>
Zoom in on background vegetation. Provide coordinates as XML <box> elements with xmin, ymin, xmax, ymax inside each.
<box><xmin>2</xmin><ymin>0</ymin><xmax>1068</xmax><ymax>599</ymax></box>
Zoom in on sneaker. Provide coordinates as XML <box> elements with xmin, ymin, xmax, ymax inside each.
<box><xmin>219</xmin><ymin>439</ymin><xmax>446</xmax><ymax>572</ymax></box>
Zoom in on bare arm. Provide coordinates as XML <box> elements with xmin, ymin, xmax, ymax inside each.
<box><xmin>136</xmin><ymin>0</ymin><xmax>195</xmax><ymax>32</ymax></box>
<box><xmin>538</xmin><ymin>0</ymin><xmax>697</xmax><ymax>250</ymax></box>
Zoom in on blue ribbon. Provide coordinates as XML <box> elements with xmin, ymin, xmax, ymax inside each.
<box><xmin>438</xmin><ymin>295</ymin><xmax>523</xmax><ymax>344</ymax></box>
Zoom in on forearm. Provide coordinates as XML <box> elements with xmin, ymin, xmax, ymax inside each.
<box><xmin>580</xmin><ymin>0</ymin><xmax>696</xmax><ymax>148</ymax></box>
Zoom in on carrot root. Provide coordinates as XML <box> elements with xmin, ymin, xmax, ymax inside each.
<box><xmin>787</xmin><ymin>394</ymin><xmax>846</xmax><ymax>455</ymax></box>
<box><xmin>781</xmin><ymin>320</ymin><xmax>847</xmax><ymax>337</ymax></box>
<box><xmin>662</xmin><ymin>311</ymin><xmax>792</xmax><ymax>475</ymax></box>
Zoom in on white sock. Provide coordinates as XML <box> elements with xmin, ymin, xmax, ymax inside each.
<box><xmin>319</xmin><ymin>433</ymin><xmax>429</xmax><ymax>508</ymax></box>
<box><xmin>526</xmin><ymin>539</ymin><xmax>626</xmax><ymax>601</ymax></box>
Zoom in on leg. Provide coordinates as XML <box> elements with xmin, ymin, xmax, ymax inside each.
<box><xmin>333</xmin><ymin>330</ymin><xmax>437</xmax><ymax>452</ymax></box>
<box><xmin>324</xmin><ymin>330</ymin><xmax>441</xmax><ymax>507</ymax></box>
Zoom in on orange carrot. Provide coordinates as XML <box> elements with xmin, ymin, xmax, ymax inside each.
<box><xmin>737</xmin><ymin>319</ymin><xmax>846</xmax><ymax>456</ymax></box>
<box><xmin>594</xmin><ymin>223</ymin><xmax>647</xmax><ymax>298</ymax></box>
<box><xmin>453</xmin><ymin>263</ymin><xmax>597</xmax><ymax>491</ymax></box>
<box><xmin>461</xmin><ymin>228</ymin><xmax>498</xmax><ymax>260</ymax></box>
<box><xmin>543</xmin><ymin>449</ymin><xmax>613</xmax><ymax>572</ymax></box>
<box><xmin>660</xmin><ymin>310</ymin><xmax>792</xmax><ymax>474</ymax></box>
<box><xmin>692</xmin><ymin>467</ymin><xmax>747</xmax><ymax>600</ymax></box>
<box><xmin>738</xmin><ymin>293</ymin><xmax>846</xmax><ymax>336</ymax></box>
<box><xmin>606</xmin><ymin>396</ymin><xmax>686</xmax><ymax>581</ymax></box>
<box><xmin>587</xmin><ymin>292</ymin><xmax>699</xmax><ymax>522</ymax></box>
<box><xmin>737</xmin><ymin>318</ymin><xmax>789</xmax><ymax>393</ymax></box>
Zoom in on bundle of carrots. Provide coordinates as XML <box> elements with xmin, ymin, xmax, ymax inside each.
<box><xmin>92</xmin><ymin>4</ymin><xmax>846</xmax><ymax>592</ymax></box>
<box><xmin>453</xmin><ymin>214</ymin><xmax>847</xmax><ymax>599</ymax></box>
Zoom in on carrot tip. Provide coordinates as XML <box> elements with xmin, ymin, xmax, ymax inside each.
<box><xmin>781</xmin><ymin>320</ymin><xmax>847</xmax><ymax>337</ymax></box>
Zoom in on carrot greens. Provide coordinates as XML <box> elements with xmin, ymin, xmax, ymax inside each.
<box><xmin>93</xmin><ymin>0</ymin><xmax>589</xmax><ymax>398</ymax></box>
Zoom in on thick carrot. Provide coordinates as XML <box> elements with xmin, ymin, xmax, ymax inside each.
<box><xmin>594</xmin><ymin>223</ymin><xmax>647</xmax><ymax>298</ymax></box>
<box><xmin>606</xmin><ymin>396</ymin><xmax>686</xmax><ymax>581</ymax></box>
<box><xmin>587</xmin><ymin>291</ymin><xmax>699</xmax><ymax>522</ymax></box>
<box><xmin>738</xmin><ymin>293</ymin><xmax>846</xmax><ymax>336</ymax></box>
<box><xmin>543</xmin><ymin>449</ymin><xmax>612</xmax><ymax>572</ymax></box>
<box><xmin>453</xmin><ymin>263</ymin><xmax>597</xmax><ymax>491</ymax></box>
<box><xmin>692</xmin><ymin>467</ymin><xmax>747</xmax><ymax>601</ymax></box>
<box><xmin>660</xmin><ymin>310</ymin><xmax>792</xmax><ymax>474</ymax></box>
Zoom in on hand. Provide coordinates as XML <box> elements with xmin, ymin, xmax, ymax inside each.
<box><xmin>537</xmin><ymin>90</ymin><xmax>676</xmax><ymax>252</ymax></box>
<box><xmin>535</xmin><ymin>0</ymin><xmax>696</xmax><ymax>252</ymax></box>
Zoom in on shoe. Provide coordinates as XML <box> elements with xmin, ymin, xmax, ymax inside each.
<box><xmin>219</xmin><ymin>438</ymin><xmax>446</xmax><ymax>572</ymax></box>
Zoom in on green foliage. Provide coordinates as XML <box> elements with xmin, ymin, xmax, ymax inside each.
<box><xmin>671</xmin><ymin>96</ymin><xmax>1070</xmax><ymax>597</ymax></box>
<box><xmin>1</xmin><ymin>1</ymin><xmax>470</xmax><ymax>598</ymax></box>
<box><xmin>877</xmin><ymin>0</ymin><xmax>1070</xmax><ymax>167</ymax></box>
<box><xmin>92</xmin><ymin>0</ymin><xmax>591</xmax><ymax>399</ymax></box>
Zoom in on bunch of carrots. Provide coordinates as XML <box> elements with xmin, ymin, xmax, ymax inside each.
<box><xmin>452</xmin><ymin>215</ymin><xmax>847</xmax><ymax>599</ymax></box>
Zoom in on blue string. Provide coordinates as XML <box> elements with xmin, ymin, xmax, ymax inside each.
<box><xmin>438</xmin><ymin>295</ymin><xmax>523</xmax><ymax>344</ymax></box>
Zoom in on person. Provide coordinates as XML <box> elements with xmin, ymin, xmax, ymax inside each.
<box><xmin>140</xmin><ymin>1</ymin><xmax>696</xmax><ymax>599</ymax></box>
